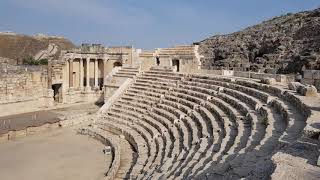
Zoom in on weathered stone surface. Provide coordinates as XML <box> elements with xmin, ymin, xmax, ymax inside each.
<box><xmin>272</xmin><ymin>152</ymin><xmax>320</xmax><ymax>180</ymax></box>
<box><xmin>314</xmin><ymin>80</ymin><xmax>320</xmax><ymax>92</ymax></box>
<box><xmin>301</xmin><ymin>85</ymin><xmax>318</xmax><ymax>97</ymax></box>
<box><xmin>199</xmin><ymin>8</ymin><xmax>320</xmax><ymax>74</ymax></box>
<box><xmin>261</xmin><ymin>77</ymin><xmax>276</xmax><ymax>85</ymax></box>
<box><xmin>301</xmin><ymin>78</ymin><xmax>315</xmax><ymax>85</ymax></box>
<box><xmin>288</xmin><ymin>82</ymin><xmax>304</xmax><ymax>91</ymax></box>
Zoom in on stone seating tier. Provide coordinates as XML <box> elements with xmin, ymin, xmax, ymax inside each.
<box><xmin>94</xmin><ymin>66</ymin><xmax>316</xmax><ymax>179</ymax></box>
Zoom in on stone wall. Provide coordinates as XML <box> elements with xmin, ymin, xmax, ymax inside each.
<box><xmin>196</xmin><ymin>69</ymin><xmax>294</xmax><ymax>83</ymax></box>
<box><xmin>83</xmin><ymin>128</ymin><xmax>121</xmax><ymax>180</ymax></box>
<box><xmin>137</xmin><ymin>45</ymin><xmax>201</xmax><ymax>73</ymax></box>
<box><xmin>0</xmin><ymin>114</ymin><xmax>94</xmax><ymax>143</ymax></box>
<box><xmin>0</xmin><ymin>68</ymin><xmax>52</xmax><ymax>116</ymax></box>
<box><xmin>0</xmin><ymin>122</ymin><xmax>60</xmax><ymax>142</ymax></box>
<box><xmin>100</xmin><ymin>78</ymin><xmax>133</xmax><ymax>115</ymax></box>
<box><xmin>139</xmin><ymin>56</ymin><xmax>156</xmax><ymax>71</ymax></box>
<box><xmin>302</xmin><ymin>70</ymin><xmax>320</xmax><ymax>91</ymax></box>
<box><xmin>64</xmin><ymin>89</ymin><xmax>104</xmax><ymax>104</ymax></box>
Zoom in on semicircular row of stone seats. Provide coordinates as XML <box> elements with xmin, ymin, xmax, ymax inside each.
<box><xmin>96</xmin><ymin>66</ymin><xmax>314</xmax><ymax>179</ymax></box>
<box><xmin>81</xmin><ymin>128</ymin><xmax>121</xmax><ymax>180</ymax></box>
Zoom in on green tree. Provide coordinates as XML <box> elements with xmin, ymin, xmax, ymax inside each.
<box><xmin>22</xmin><ymin>56</ymin><xmax>48</xmax><ymax>65</ymax></box>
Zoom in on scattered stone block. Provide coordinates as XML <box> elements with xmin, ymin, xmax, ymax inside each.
<box><xmin>103</xmin><ymin>146</ymin><xmax>111</xmax><ymax>155</ymax></box>
<box><xmin>119</xmin><ymin>134</ymin><xmax>125</xmax><ymax>139</ymax></box>
<box><xmin>261</xmin><ymin>78</ymin><xmax>276</xmax><ymax>85</ymax></box>
<box><xmin>300</xmin><ymin>85</ymin><xmax>318</xmax><ymax>97</ymax></box>
<box><xmin>288</xmin><ymin>82</ymin><xmax>303</xmax><ymax>91</ymax></box>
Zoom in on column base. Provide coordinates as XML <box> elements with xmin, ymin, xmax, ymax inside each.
<box><xmin>85</xmin><ymin>86</ymin><xmax>92</xmax><ymax>92</ymax></box>
<box><xmin>68</xmin><ymin>87</ymin><xmax>75</xmax><ymax>92</ymax></box>
<box><xmin>94</xmin><ymin>86</ymin><xmax>100</xmax><ymax>91</ymax></box>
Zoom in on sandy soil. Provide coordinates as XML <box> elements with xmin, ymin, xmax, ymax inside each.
<box><xmin>0</xmin><ymin>126</ymin><xmax>111</xmax><ymax>180</ymax></box>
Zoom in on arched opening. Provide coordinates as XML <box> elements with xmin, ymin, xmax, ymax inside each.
<box><xmin>172</xmin><ymin>59</ymin><xmax>180</xmax><ymax>72</ymax></box>
<box><xmin>113</xmin><ymin>61</ymin><xmax>122</xmax><ymax>67</ymax></box>
<box><xmin>52</xmin><ymin>83</ymin><xmax>63</xmax><ymax>103</ymax></box>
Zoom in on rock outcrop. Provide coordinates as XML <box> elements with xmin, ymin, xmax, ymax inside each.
<box><xmin>198</xmin><ymin>8</ymin><xmax>320</xmax><ymax>74</ymax></box>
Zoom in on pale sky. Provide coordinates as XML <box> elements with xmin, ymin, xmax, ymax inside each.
<box><xmin>0</xmin><ymin>0</ymin><xmax>319</xmax><ymax>49</ymax></box>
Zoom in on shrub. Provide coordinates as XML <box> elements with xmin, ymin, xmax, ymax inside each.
<box><xmin>261</xmin><ymin>117</ymin><xmax>269</xmax><ymax>126</ymax></box>
<box><xmin>22</xmin><ymin>56</ymin><xmax>48</xmax><ymax>65</ymax></box>
<box><xmin>39</xmin><ymin>59</ymin><xmax>48</xmax><ymax>65</ymax></box>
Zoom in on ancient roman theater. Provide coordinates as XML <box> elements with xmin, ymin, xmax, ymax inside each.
<box><xmin>1</xmin><ymin>8</ymin><xmax>320</xmax><ymax>180</ymax></box>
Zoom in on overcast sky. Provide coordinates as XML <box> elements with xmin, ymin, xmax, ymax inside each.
<box><xmin>0</xmin><ymin>0</ymin><xmax>319</xmax><ymax>49</ymax></box>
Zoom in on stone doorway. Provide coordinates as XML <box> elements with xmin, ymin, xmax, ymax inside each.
<box><xmin>52</xmin><ymin>84</ymin><xmax>63</xmax><ymax>103</ymax></box>
<box><xmin>156</xmin><ymin>56</ymin><xmax>160</xmax><ymax>66</ymax></box>
<box><xmin>172</xmin><ymin>59</ymin><xmax>180</xmax><ymax>72</ymax></box>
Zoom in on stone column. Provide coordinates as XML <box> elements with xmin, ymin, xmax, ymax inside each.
<box><xmin>69</xmin><ymin>59</ymin><xmax>73</xmax><ymax>87</ymax></box>
<box><xmin>79</xmin><ymin>58</ymin><xmax>84</xmax><ymax>90</ymax></box>
<box><xmin>85</xmin><ymin>57</ymin><xmax>91</xmax><ymax>91</ymax></box>
<box><xmin>102</xmin><ymin>59</ymin><xmax>106</xmax><ymax>84</ymax></box>
<box><xmin>94</xmin><ymin>58</ymin><xmax>99</xmax><ymax>88</ymax></box>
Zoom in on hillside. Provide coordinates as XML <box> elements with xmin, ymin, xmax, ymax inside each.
<box><xmin>0</xmin><ymin>33</ymin><xmax>75</xmax><ymax>64</ymax></box>
<box><xmin>198</xmin><ymin>8</ymin><xmax>320</xmax><ymax>74</ymax></box>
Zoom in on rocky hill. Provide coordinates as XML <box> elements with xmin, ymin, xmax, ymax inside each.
<box><xmin>0</xmin><ymin>33</ymin><xmax>75</xmax><ymax>65</ymax></box>
<box><xmin>198</xmin><ymin>8</ymin><xmax>320</xmax><ymax>74</ymax></box>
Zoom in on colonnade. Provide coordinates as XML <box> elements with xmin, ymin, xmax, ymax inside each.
<box><xmin>68</xmin><ymin>57</ymin><xmax>104</xmax><ymax>90</ymax></box>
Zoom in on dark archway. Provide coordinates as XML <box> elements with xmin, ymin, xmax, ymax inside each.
<box><xmin>172</xmin><ymin>59</ymin><xmax>180</xmax><ymax>72</ymax></box>
<box><xmin>156</xmin><ymin>56</ymin><xmax>160</xmax><ymax>66</ymax></box>
<box><xmin>52</xmin><ymin>83</ymin><xmax>62</xmax><ymax>103</ymax></box>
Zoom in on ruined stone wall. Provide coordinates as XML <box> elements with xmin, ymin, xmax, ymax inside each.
<box><xmin>139</xmin><ymin>54</ymin><xmax>156</xmax><ymax>71</ymax></box>
<box><xmin>302</xmin><ymin>70</ymin><xmax>320</xmax><ymax>91</ymax></box>
<box><xmin>108</xmin><ymin>46</ymin><xmax>133</xmax><ymax>64</ymax></box>
<box><xmin>0</xmin><ymin>71</ymin><xmax>47</xmax><ymax>103</ymax></box>
<box><xmin>195</xmin><ymin>68</ymin><xmax>294</xmax><ymax>83</ymax></box>
<box><xmin>179</xmin><ymin>58</ymin><xmax>201</xmax><ymax>74</ymax></box>
<box><xmin>0</xmin><ymin>67</ymin><xmax>51</xmax><ymax>116</ymax></box>
<box><xmin>64</xmin><ymin>90</ymin><xmax>104</xmax><ymax>104</ymax></box>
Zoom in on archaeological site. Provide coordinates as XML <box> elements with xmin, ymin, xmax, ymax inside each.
<box><xmin>0</xmin><ymin>5</ymin><xmax>320</xmax><ymax>180</ymax></box>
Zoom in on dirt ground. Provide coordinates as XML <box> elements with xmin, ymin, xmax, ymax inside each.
<box><xmin>0</xmin><ymin>103</ymin><xmax>100</xmax><ymax>134</ymax></box>
<box><xmin>0</xmin><ymin>126</ymin><xmax>111</xmax><ymax>180</ymax></box>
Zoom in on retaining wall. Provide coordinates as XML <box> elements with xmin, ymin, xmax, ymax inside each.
<box><xmin>0</xmin><ymin>114</ymin><xmax>94</xmax><ymax>143</ymax></box>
